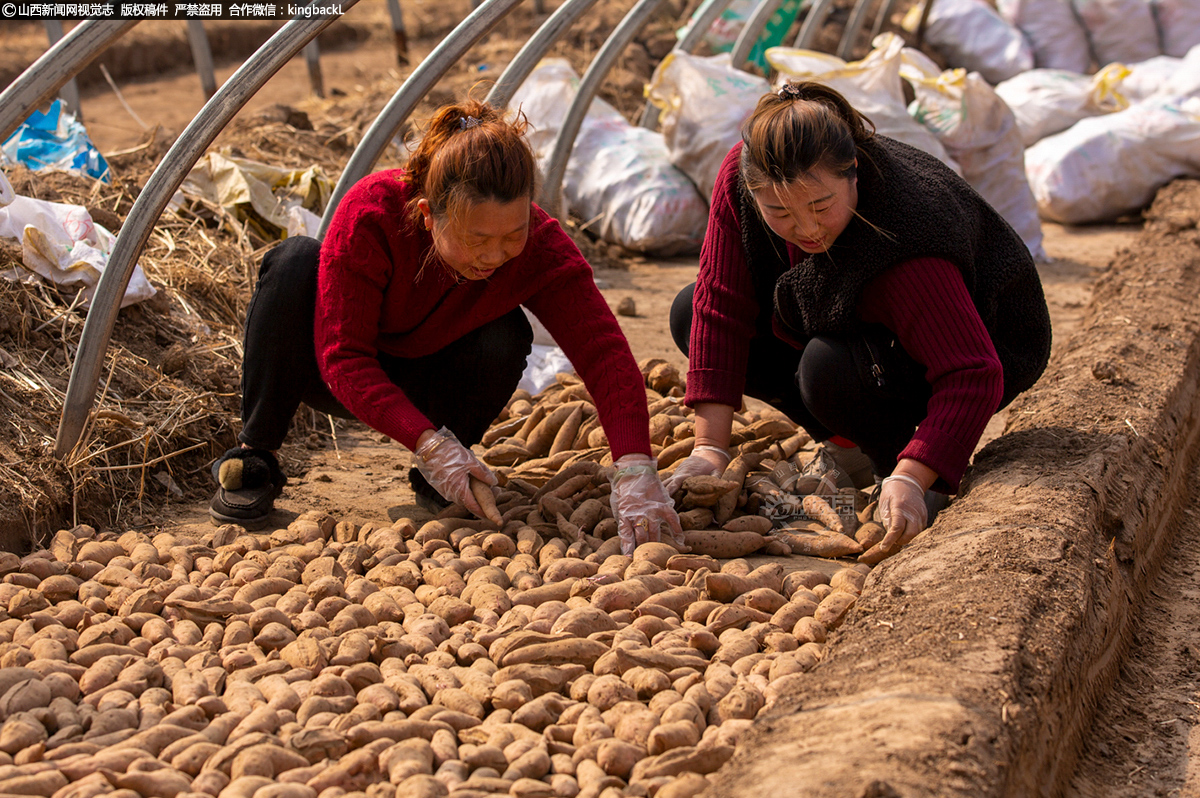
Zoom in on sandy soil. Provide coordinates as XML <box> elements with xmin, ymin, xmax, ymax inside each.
<box><xmin>4</xmin><ymin>6</ymin><xmax>1197</xmax><ymax>796</ymax></box>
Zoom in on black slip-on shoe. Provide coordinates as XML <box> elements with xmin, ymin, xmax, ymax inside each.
<box><xmin>209</xmin><ymin>447</ymin><xmax>286</xmax><ymax>529</ymax></box>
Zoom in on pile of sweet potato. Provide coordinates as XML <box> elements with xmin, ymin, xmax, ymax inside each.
<box><xmin>475</xmin><ymin>361</ymin><xmax>888</xmax><ymax>565</ymax></box>
<box><xmin>0</xmin><ymin>364</ymin><xmax>897</xmax><ymax>798</ymax></box>
<box><xmin>0</xmin><ymin>513</ymin><xmax>867</xmax><ymax>798</ymax></box>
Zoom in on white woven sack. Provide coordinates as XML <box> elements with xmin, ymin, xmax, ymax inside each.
<box><xmin>1148</xmin><ymin>42</ymin><xmax>1200</xmax><ymax>98</ymax></box>
<box><xmin>902</xmin><ymin>54</ymin><xmax>1046</xmax><ymax>259</ymax></box>
<box><xmin>1119</xmin><ymin>54</ymin><xmax>1183</xmax><ymax>100</ymax></box>
<box><xmin>1073</xmin><ymin>0</ymin><xmax>1161</xmax><ymax>65</ymax></box>
<box><xmin>1024</xmin><ymin>95</ymin><xmax>1200</xmax><ymax>223</ymax></box>
<box><xmin>996</xmin><ymin>0</ymin><xmax>1092</xmax><ymax>72</ymax></box>
<box><xmin>993</xmin><ymin>64</ymin><xmax>1130</xmax><ymax>145</ymax></box>
<box><xmin>902</xmin><ymin>0</ymin><xmax>1034</xmax><ymax>84</ymax></box>
<box><xmin>1150</xmin><ymin>0</ymin><xmax>1200</xmax><ymax>56</ymax></box>
<box><xmin>645</xmin><ymin>51</ymin><xmax>771</xmax><ymax>201</ymax></box>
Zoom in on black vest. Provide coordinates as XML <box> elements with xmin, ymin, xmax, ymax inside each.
<box><xmin>737</xmin><ymin>135</ymin><xmax>1052</xmax><ymax>405</ymax></box>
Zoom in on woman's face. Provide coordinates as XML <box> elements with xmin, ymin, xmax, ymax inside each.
<box><xmin>751</xmin><ymin>164</ymin><xmax>858</xmax><ymax>254</ymax></box>
<box><xmin>419</xmin><ymin>196</ymin><xmax>530</xmax><ymax>281</ymax></box>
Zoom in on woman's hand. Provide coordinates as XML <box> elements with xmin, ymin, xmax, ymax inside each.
<box><xmin>662</xmin><ymin>446</ymin><xmax>731</xmax><ymax>494</ymax></box>
<box><xmin>610</xmin><ymin>454</ymin><xmax>684</xmax><ymax>555</ymax></box>
<box><xmin>663</xmin><ymin>401</ymin><xmax>737</xmax><ymax>494</ymax></box>
<box><xmin>414</xmin><ymin>427</ymin><xmax>496</xmax><ymax>516</ymax></box>
<box><xmin>878</xmin><ymin>459</ymin><xmax>937</xmax><ymax>552</ymax></box>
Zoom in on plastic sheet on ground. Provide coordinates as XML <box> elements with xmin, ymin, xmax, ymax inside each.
<box><xmin>510</xmin><ymin>58</ymin><xmax>709</xmax><ymax>257</ymax></box>
<box><xmin>0</xmin><ymin>169</ymin><xmax>155</xmax><ymax>308</ymax></box>
<box><xmin>1024</xmin><ymin>95</ymin><xmax>1200</xmax><ymax>223</ymax></box>
<box><xmin>993</xmin><ymin>63</ymin><xmax>1130</xmax><ymax>146</ymax></box>
<box><xmin>518</xmin><ymin>309</ymin><xmax>573</xmax><ymax>396</ymax></box>
<box><xmin>996</xmin><ymin>0</ymin><xmax>1091</xmax><ymax>72</ymax></box>
<box><xmin>902</xmin><ymin>0</ymin><xmax>1034</xmax><ymax>84</ymax></box>
<box><xmin>1072</xmin><ymin>0</ymin><xmax>1161</xmax><ymax>66</ymax></box>
<box><xmin>902</xmin><ymin>49</ymin><xmax>1046</xmax><ymax>259</ymax></box>
<box><xmin>180</xmin><ymin>151</ymin><xmax>332</xmax><ymax>241</ymax></box>
<box><xmin>0</xmin><ymin>100</ymin><xmax>109</xmax><ymax>183</ymax></box>
<box><xmin>646</xmin><ymin>51</ymin><xmax>771</xmax><ymax>201</ymax></box>
<box><xmin>766</xmin><ymin>34</ymin><xmax>961</xmax><ymax>174</ymax></box>
<box><xmin>1151</xmin><ymin>0</ymin><xmax>1200</xmax><ymax>57</ymax></box>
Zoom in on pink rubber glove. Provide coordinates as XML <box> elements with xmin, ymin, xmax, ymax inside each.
<box><xmin>610</xmin><ymin>454</ymin><xmax>685</xmax><ymax>555</ymax></box>
<box><xmin>878</xmin><ymin>474</ymin><xmax>928</xmax><ymax>553</ymax></box>
<box><xmin>662</xmin><ymin>445</ymin><xmax>731</xmax><ymax>495</ymax></box>
<box><xmin>414</xmin><ymin>427</ymin><xmax>496</xmax><ymax>517</ymax></box>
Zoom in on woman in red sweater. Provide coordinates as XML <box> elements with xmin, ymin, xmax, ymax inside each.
<box><xmin>667</xmin><ymin>82</ymin><xmax>1050</xmax><ymax>554</ymax></box>
<box><xmin>210</xmin><ymin>99</ymin><xmax>681</xmax><ymax>551</ymax></box>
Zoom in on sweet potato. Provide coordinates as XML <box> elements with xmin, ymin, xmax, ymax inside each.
<box><xmin>775</xmin><ymin>528</ymin><xmax>863</xmax><ymax>559</ymax></box>
<box><xmin>548</xmin><ymin>406</ymin><xmax>584</xmax><ymax>458</ymax></box>
<box><xmin>801</xmin><ymin>494</ymin><xmax>845</xmax><ymax>535</ymax></box>
<box><xmin>814</xmin><ymin>590</ymin><xmax>857</xmax><ymax>630</ymax></box>
<box><xmin>470</xmin><ymin>478</ymin><xmax>502</xmax><ymax>525</ymax></box>
<box><xmin>721</xmin><ymin>515</ymin><xmax>772</xmax><ymax>534</ymax></box>
<box><xmin>681</xmin><ymin>530</ymin><xmax>765</xmax><ymax>559</ymax></box>
<box><xmin>855</xmin><ymin>521</ymin><xmax>886</xmax><ymax>549</ymax></box>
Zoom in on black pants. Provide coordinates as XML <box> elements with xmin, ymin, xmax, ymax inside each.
<box><xmin>239</xmin><ymin>236</ymin><xmax>533</xmax><ymax>451</ymax></box>
<box><xmin>670</xmin><ymin>282</ymin><xmax>930</xmax><ymax>478</ymax></box>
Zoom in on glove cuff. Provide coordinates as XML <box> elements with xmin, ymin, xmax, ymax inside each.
<box><xmin>612</xmin><ymin>463</ymin><xmax>658</xmax><ymax>483</ymax></box>
<box><xmin>882</xmin><ymin>474</ymin><xmax>924</xmax><ymax>493</ymax></box>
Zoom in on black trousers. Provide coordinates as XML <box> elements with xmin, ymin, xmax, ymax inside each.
<box><xmin>239</xmin><ymin>236</ymin><xmax>533</xmax><ymax>451</ymax></box>
<box><xmin>670</xmin><ymin>282</ymin><xmax>931</xmax><ymax>478</ymax></box>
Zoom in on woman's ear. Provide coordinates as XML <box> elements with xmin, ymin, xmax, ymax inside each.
<box><xmin>416</xmin><ymin>198</ymin><xmax>433</xmax><ymax>231</ymax></box>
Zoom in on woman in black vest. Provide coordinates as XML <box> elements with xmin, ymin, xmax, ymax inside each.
<box><xmin>667</xmin><ymin>81</ymin><xmax>1051</xmax><ymax>554</ymax></box>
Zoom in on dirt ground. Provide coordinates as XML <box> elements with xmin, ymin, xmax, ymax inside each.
<box><xmin>3</xmin><ymin>5</ymin><xmax>1196</xmax><ymax>796</ymax></box>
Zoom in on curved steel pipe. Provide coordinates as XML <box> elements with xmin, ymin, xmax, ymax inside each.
<box><xmin>0</xmin><ymin>20</ymin><xmax>138</xmax><ymax>144</ymax></box>
<box><xmin>869</xmin><ymin>0</ymin><xmax>899</xmax><ymax>41</ymax></box>
<box><xmin>54</xmin><ymin>5</ymin><xmax>359</xmax><ymax>459</ymax></box>
<box><xmin>319</xmin><ymin>0</ymin><xmax>525</xmax><ymax>236</ymax></box>
<box><xmin>837</xmin><ymin>0</ymin><xmax>876</xmax><ymax>59</ymax></box>
<box><xmin>637</xmin><ymin>0</ymin><xmax>737</xmax><ymax>129</ymax></box>
<box><xmin>793</xmin><ymin>0</ymin><xmax>835</xmax><ymax>49</ymax></box>
<box><xmin>729</xmin><ymin>0</ymin><xmax>784</xmax><ymax>71</ymax></box>
<box><xmin>540</xmin><ymin>0</ymin><xmax>672</xmax><ymax>219</ymax></box>
<box><xmin>485</xmin><ymin>0</ymin><xmax>605</xmax><ymax>110</ymax></box>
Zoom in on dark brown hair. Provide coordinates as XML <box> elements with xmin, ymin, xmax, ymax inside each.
<box><xmin>740</xmin><ymin>81</ymin><xmax>876</xmax><ymax>191</ymax></box>
<box><xmin>403</xmin><ymin>98</ymin><xmax>537</xmax><ymax>225</ymax></box>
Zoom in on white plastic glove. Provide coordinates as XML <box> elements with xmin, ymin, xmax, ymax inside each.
<box><xmin>662</xmin><ymin>445</ymin><xmax>731</xmax><ymax>495</ymax></box>
<box><xmin>610</xmin><ymin>454</ymin><xmax>685</xmax><ymax>556</ymax></box>
<box><xmin>878</xmin><ymin>474</ymin><xmax>928</xmax><ymax>553</ymax></box>
<box><xmin>414</xmin><ymin>427</ymin><xmax>496</xmax><ymax>517</ymax></box>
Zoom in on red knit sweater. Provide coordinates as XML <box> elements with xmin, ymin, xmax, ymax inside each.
<box><xmin>315</xmin><ymin>170</ymin><xmax>651</xmax><ymax>460</ymax></box>
<box><xmin>687</xmin><ymin>146</ymin><xmax>1003</xmax><ymax>489</ymax></box>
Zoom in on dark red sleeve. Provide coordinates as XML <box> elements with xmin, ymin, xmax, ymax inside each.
<box><xmin>521</xmin><ymin>218</ymin><xmax>652</xmax><ymax>461</ymax></box>
<box><xmin>859</xmin><ymin>256</ymin><xmax>1004</xmax><ymax>490</ymax></box>
<box><xmin>684</xmin><ymin>144</ymin><xmax>761</xmax><ymax>409</ymax></box>
<box><xmin>315</xmin><ymin>197</ymin><xmax>436</xmax><ymax>452</ymax></box>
